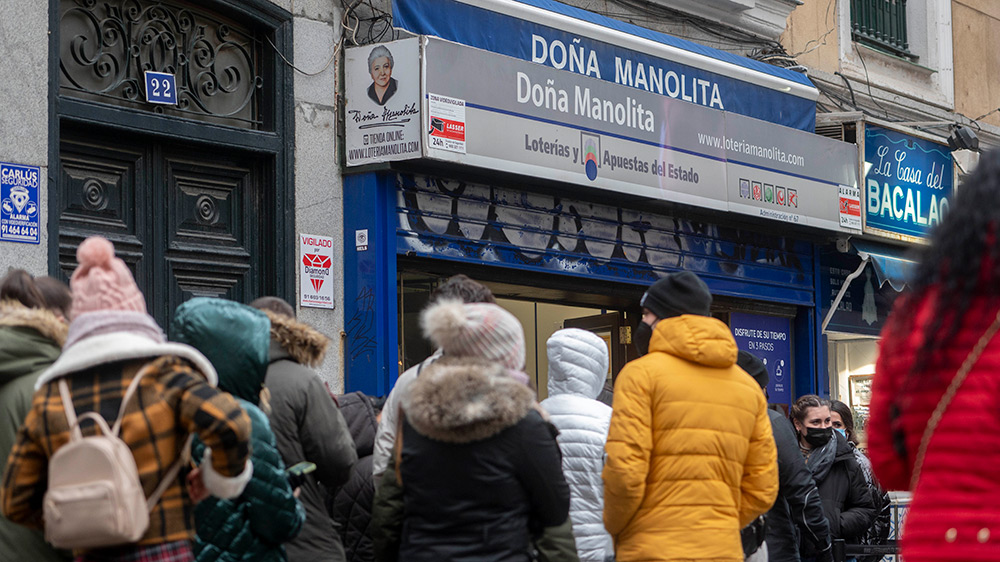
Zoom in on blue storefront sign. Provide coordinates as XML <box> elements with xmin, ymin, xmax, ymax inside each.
<box><xmin>0</xmin><ymin>162</ymin><xmax>41</xmax><ymax>244</ymax></box>
<box><xmin>392</xmin><ymin>0</ymin><xmax>817</xmax><ymax>131</ymax></box>
<box><xmin>864</xmin><ymin>125</ymin><xmax>953</xmax><ymax>241</ymax></box>
<box><xmin>731</xmin><ymin>312</ymin><xmax>793</xmax><ymax>406</ymax></box>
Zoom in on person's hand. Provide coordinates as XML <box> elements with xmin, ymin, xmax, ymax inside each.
<box><xmin>815</xmin><ymin>544</ymin><xmax>834</xmax><ymax>562</ymax></box>
<box><xmin>293</xmin><ymin>487</ymin><xmax>301</xmax><ymax>498</ymax></box>
<box><xmin>186</xmin><ymin>467</ymin><xmax>209</xmax><ymax>504</ymax></box>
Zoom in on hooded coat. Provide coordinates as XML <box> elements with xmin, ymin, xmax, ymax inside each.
<box><xmin>603</xmin><ymin>315</ymin><xmax>778</xmax><ymax>562</ymax></box>
<box><xmin>173</xmin><ymin>298</ymin><xmax>306</xmax><ymax>562</ymax></box>
<box><xmin>762</xmin><ymin>411</ymin><xmax>831</xmax><ymax>562</ymax></box>
<box><xmin>385</xmin><ymin>356</ymin><xmax>571</xmax><ymax>562</ymax></box>
<box><xmin>260</xmin><ymin>311</ymin><xmax>357</xmax><ymax>562</ymax></box>
<box><xmin>800</xmin><ymin>432</ymin><xmax>875</xmax><ymax>557</ymax></box>
<box><xmin>0</xmin><ymin>301</ymin><xmax>69</xmax><ymax>562</ymax></box>
<box><xmin>539</xmin><ymin>329</ymin><xmax>613</xmax><ymax>562</ymax></box>
<box><xmin>331</xmin><ymin>392</ymin><xmax>379</xmax><ymax>562</ymax></box>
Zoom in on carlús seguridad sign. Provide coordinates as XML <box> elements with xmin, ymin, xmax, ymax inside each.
<box><xmin>0</xmin><ymin>162</ymin><xmax>41</xmax><ymax>244</ymax></box>
<box><xmin>391</xmin><ymin>0</ymin><xmax>818</xmax><ymax>132</ymax></box>
<box><xmin>863</xmin><ymin>124</ymin><xmax>953</xmax><ymax>242</ymax></box>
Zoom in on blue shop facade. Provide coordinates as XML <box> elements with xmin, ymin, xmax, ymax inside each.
<box><xmin>339</xmin><ymin>0</ymin><xmax>943</xmax><ymax>415</ymax></box>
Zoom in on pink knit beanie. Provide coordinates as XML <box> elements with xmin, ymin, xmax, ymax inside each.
<box><xmin>421</xmin><ymin>300</ymin><xmax>526</xmax><ymax>371</ymax></box>
<box><xmin>69</xmin><ymin>237</ymin><xmax>146</xmax><ymax>319</ymax></box>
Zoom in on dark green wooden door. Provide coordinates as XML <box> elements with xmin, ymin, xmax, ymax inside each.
<box><xmin>57</xmin><ymin>124</ymin><xmax>271</xmax><ymax>328</ymax></box>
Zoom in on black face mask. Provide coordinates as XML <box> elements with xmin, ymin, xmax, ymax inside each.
<box><xmin>634</xmin><ymin>321</ymin><xmax>653</xmax><ymax>356</ymax></box>
<box><xmin>803</xmin><ymin>426</ymin><xmax>833</xmax><ymax>448</ymax></box>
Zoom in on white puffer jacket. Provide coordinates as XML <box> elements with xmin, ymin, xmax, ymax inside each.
<box><xmin>540</xmin><ymin>328</ymin><xmax>614</xmax><ymax>562</ymax></box>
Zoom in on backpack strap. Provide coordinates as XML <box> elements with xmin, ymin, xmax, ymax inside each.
<box><xmin>111</xmin><ymin>363</ymin><xmax>161</xmax><ymax>436</ymax></box>
<box><xmin>146</xmin><ymin>433</ymin><xmax>194</xmax><ymax>511</ymax></box>
<box><xmin>57</xmin><ymin>378</ymin><xmax>82</xmax><ymax>441</ymax></box>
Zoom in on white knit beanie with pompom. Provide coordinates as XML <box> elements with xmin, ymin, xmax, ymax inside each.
<box><xmin>421</xmin><ymin>299</ymin><xmax>526</xmax><ymax>371</ymax></box>
<box><xmin>69</xmin><ymin>236</ymin><xmax>147</xmax><ymax>319</ymax></box>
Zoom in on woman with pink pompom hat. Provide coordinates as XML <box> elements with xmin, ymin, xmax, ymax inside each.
<box><xmin>1</xmin><ymin>236</ymin><xmax>254</xmax><ymax>562</ymax></box>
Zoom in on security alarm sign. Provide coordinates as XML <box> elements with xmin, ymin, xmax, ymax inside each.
<box><xmin>300</xmin><ymin>233</ymin><xmax>335</xmax><ymax>309</ymax></box>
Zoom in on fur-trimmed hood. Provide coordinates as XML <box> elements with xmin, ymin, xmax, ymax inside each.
<box><xmin>261</xmin><ymin>310</ymin><xmax>330</xmax><ymax>367</ymax></box>
<box><xmin>0</xmin><ymin>300</ymin><xmax>68</xmax><ymax>385</ymax></box>
<box><xmin>0</xmin><ymin>300</ymin><xmax>67</xmax><ymax>346</ymax></box>
<box><xmin>404</xmin><ymin>356</ymin><xmax>536</xmax><ymax>444</ymax></box>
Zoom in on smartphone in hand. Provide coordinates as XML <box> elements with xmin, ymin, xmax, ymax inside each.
<box><xmin>286</xmin><ymin>461</ymin><xmax>317</xmax><ymax>489</ymax></box>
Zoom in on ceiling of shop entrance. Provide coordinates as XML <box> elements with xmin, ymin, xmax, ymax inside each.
<box><xmin>398</xmin><ymin>259</ymin><xmax>644</xmax><ymax>311</ymax></box>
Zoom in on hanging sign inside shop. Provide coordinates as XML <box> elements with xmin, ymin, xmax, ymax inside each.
<box><xmin>300</xmin><ymin>233</ymin><xmax>335</xmax><ymax>309</ymax></box>
<box><xmin>730</xmin><ymin>312</ymin><xmax>793</xmax><ymax>407</ymax></box>
<box><xmin>0</xmin><ymin>161</ymin><xmax>41</xmax><ymax>244</ymax></box>
<box><xmin>391</xmin><ymin>0</ymin><xmax>818</xmax><ymax>131</ymax></box>
<box><xmin>863</xmin><ymin>125</ymin><xmax>953</xmax><ymax>242</ymax></box>
<box><xmin>345</xmin><ymin>38</ymin><xmax>422</xmax><ymax>166</ymax></box>
<box><xmin>144</xmin><ymin>71</ymin><xmax>177</xmax><ymax>105</ymax></box>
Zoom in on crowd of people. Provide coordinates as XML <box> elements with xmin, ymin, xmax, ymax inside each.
<box><xmin>6</xmin><ymin>152</ymin><xmax>1000</xmax><ymax>562</ymax></box>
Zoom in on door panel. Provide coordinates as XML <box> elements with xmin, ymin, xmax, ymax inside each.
<box><xmin>59</xmin><ymin>125</ymin><xmax>268</xmax><ymax>329</ymax></box>
<box><xmin>58</xmin><ymin>132</ymin><xmax>150</xmax><ymax>300</ymax></box>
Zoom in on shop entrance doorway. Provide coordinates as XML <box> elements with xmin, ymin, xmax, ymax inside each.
<box><xmin>397</xmin><ymin>264</ymin><xmax>643</xmax><ymax>400</ymax></box>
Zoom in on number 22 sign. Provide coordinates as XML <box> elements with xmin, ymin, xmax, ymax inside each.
<box><xmin>144</xmin><ymin>71</ymin><xmax>177</xmax><ymax>105</ymax></box>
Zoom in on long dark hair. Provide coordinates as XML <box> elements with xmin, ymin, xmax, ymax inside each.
<box><xmin>829</xmin><ymin>400</ymin><xmax>858</xmax><ymax>445</ymax></box>
<box><xmin>887</xmin><ymin>151</ymin><xmax>1000</xmax><ymax>392</ymax></box>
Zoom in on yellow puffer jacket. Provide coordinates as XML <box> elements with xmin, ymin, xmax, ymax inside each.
<box><xmin>603</xmin><ymin>315</ymin><xmax>778</xmax><ymax>561</ymax></box>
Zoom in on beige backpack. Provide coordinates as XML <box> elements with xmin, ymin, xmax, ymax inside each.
<box><xmin>43</xmin><ymin>364</ymin><xmax>191</xmax><ymax>549</ymax></box>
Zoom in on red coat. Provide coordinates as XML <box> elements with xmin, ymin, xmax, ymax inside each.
<box><xmin>870</xmin><ymin>290</ymin><xmax>1000</xmax><ymax>561</ymax></box>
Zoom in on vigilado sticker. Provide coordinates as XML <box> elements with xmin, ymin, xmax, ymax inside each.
<box><xmin>0</xmin><ymin>162</ymin><xmax>41</xmax><ymax>244</ymax></box>
<box><xmin>300</xmin><ymin>233</ymin><xmax>335</xmax><ymax>309</ymax></box>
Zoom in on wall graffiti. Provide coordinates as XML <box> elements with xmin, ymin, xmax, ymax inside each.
<box><xmin>345</xmin><ymin>286</ymin><xmax>377</xmax><ymax>361</ymax></box>
<box><xmin>396</xmin><ymin>174</ymin><xmax>810</xmax><ymax>290</ymax></box>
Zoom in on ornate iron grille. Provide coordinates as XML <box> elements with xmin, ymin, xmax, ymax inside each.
<box><xmin>60</xmin><ymin>0</ymin><xmax>265</xmax><ymax>129</ymax></box>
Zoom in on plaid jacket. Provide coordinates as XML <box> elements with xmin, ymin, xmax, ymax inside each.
<box><xmin>1</xmin><ymin>355</ymin><xmax>251</xmax><ymax>547</ymax></box>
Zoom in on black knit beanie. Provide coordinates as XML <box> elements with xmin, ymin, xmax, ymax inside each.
<box><xmin>640</xmin><ymin>271</ymin><xmax>712</xmax><ymax>319</ymax></box>
<box><xmin>737</xmin><ymin>350</ymin><xmax>769</xmax><ymax>390</ymax></box>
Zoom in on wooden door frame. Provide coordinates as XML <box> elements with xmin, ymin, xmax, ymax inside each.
<box><xmin>47</xmin><ymin>0</ymin><xmax>295</xmax><ymax>303</ymax></box>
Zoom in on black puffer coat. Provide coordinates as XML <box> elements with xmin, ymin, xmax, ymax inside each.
<box><xmin>331</xmin><ymin>392</ymin><xmax>379</xmax><ymax>562</ymax></box>
<box><xmin>260</xmin><ymin>311</ymin><xmax>357</xmax><ymax>562</ymax></box>
<box><xmin>763</xmin><ymin>411</ymin><xmax>831</xmax><ymax>562</ymax></box>
<box><xmin>801</xmin><ymin>432</ymin><xmax>876</xmax><ymax>557</ymax></box>
<box><xmin>375</xmin><ymin>356</ymin><xmax>571</xmax><ymax>562</ymax></box>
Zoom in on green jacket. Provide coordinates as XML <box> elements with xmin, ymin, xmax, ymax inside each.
<box><xmin>0</xmin><ymin>301</ymin><xmax>69</xmax><ymax>562</ymax></box>
<box><xmin>174</xmin><ymin>298</ymin><xmax>305</xmax><ymax>562</ymax></box>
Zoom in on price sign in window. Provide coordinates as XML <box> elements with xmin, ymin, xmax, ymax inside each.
<box><xmin>144</xmin><ymin>71</ymin><xmax>178</xmax><ymax>105</ymax></box>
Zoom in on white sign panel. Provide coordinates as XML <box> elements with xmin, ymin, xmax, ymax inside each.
<box><xmin>345</xmin><ymin>38</ymin><xmax>422</xmax><ymax>166</ymax></box>
<box><xmin>428</xmin><ymin>93</ymin><xmax>467</xmax><ymax>153</ymax></box>
<box><xmin>839</xmin><ymin>184</ymin><xmax>862</xmax><ymax>230</ymax></box>
<box><xmin>299</xmin><ymin>233</ymin><xmax>335</xmax><ymax>309</ymax></box>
